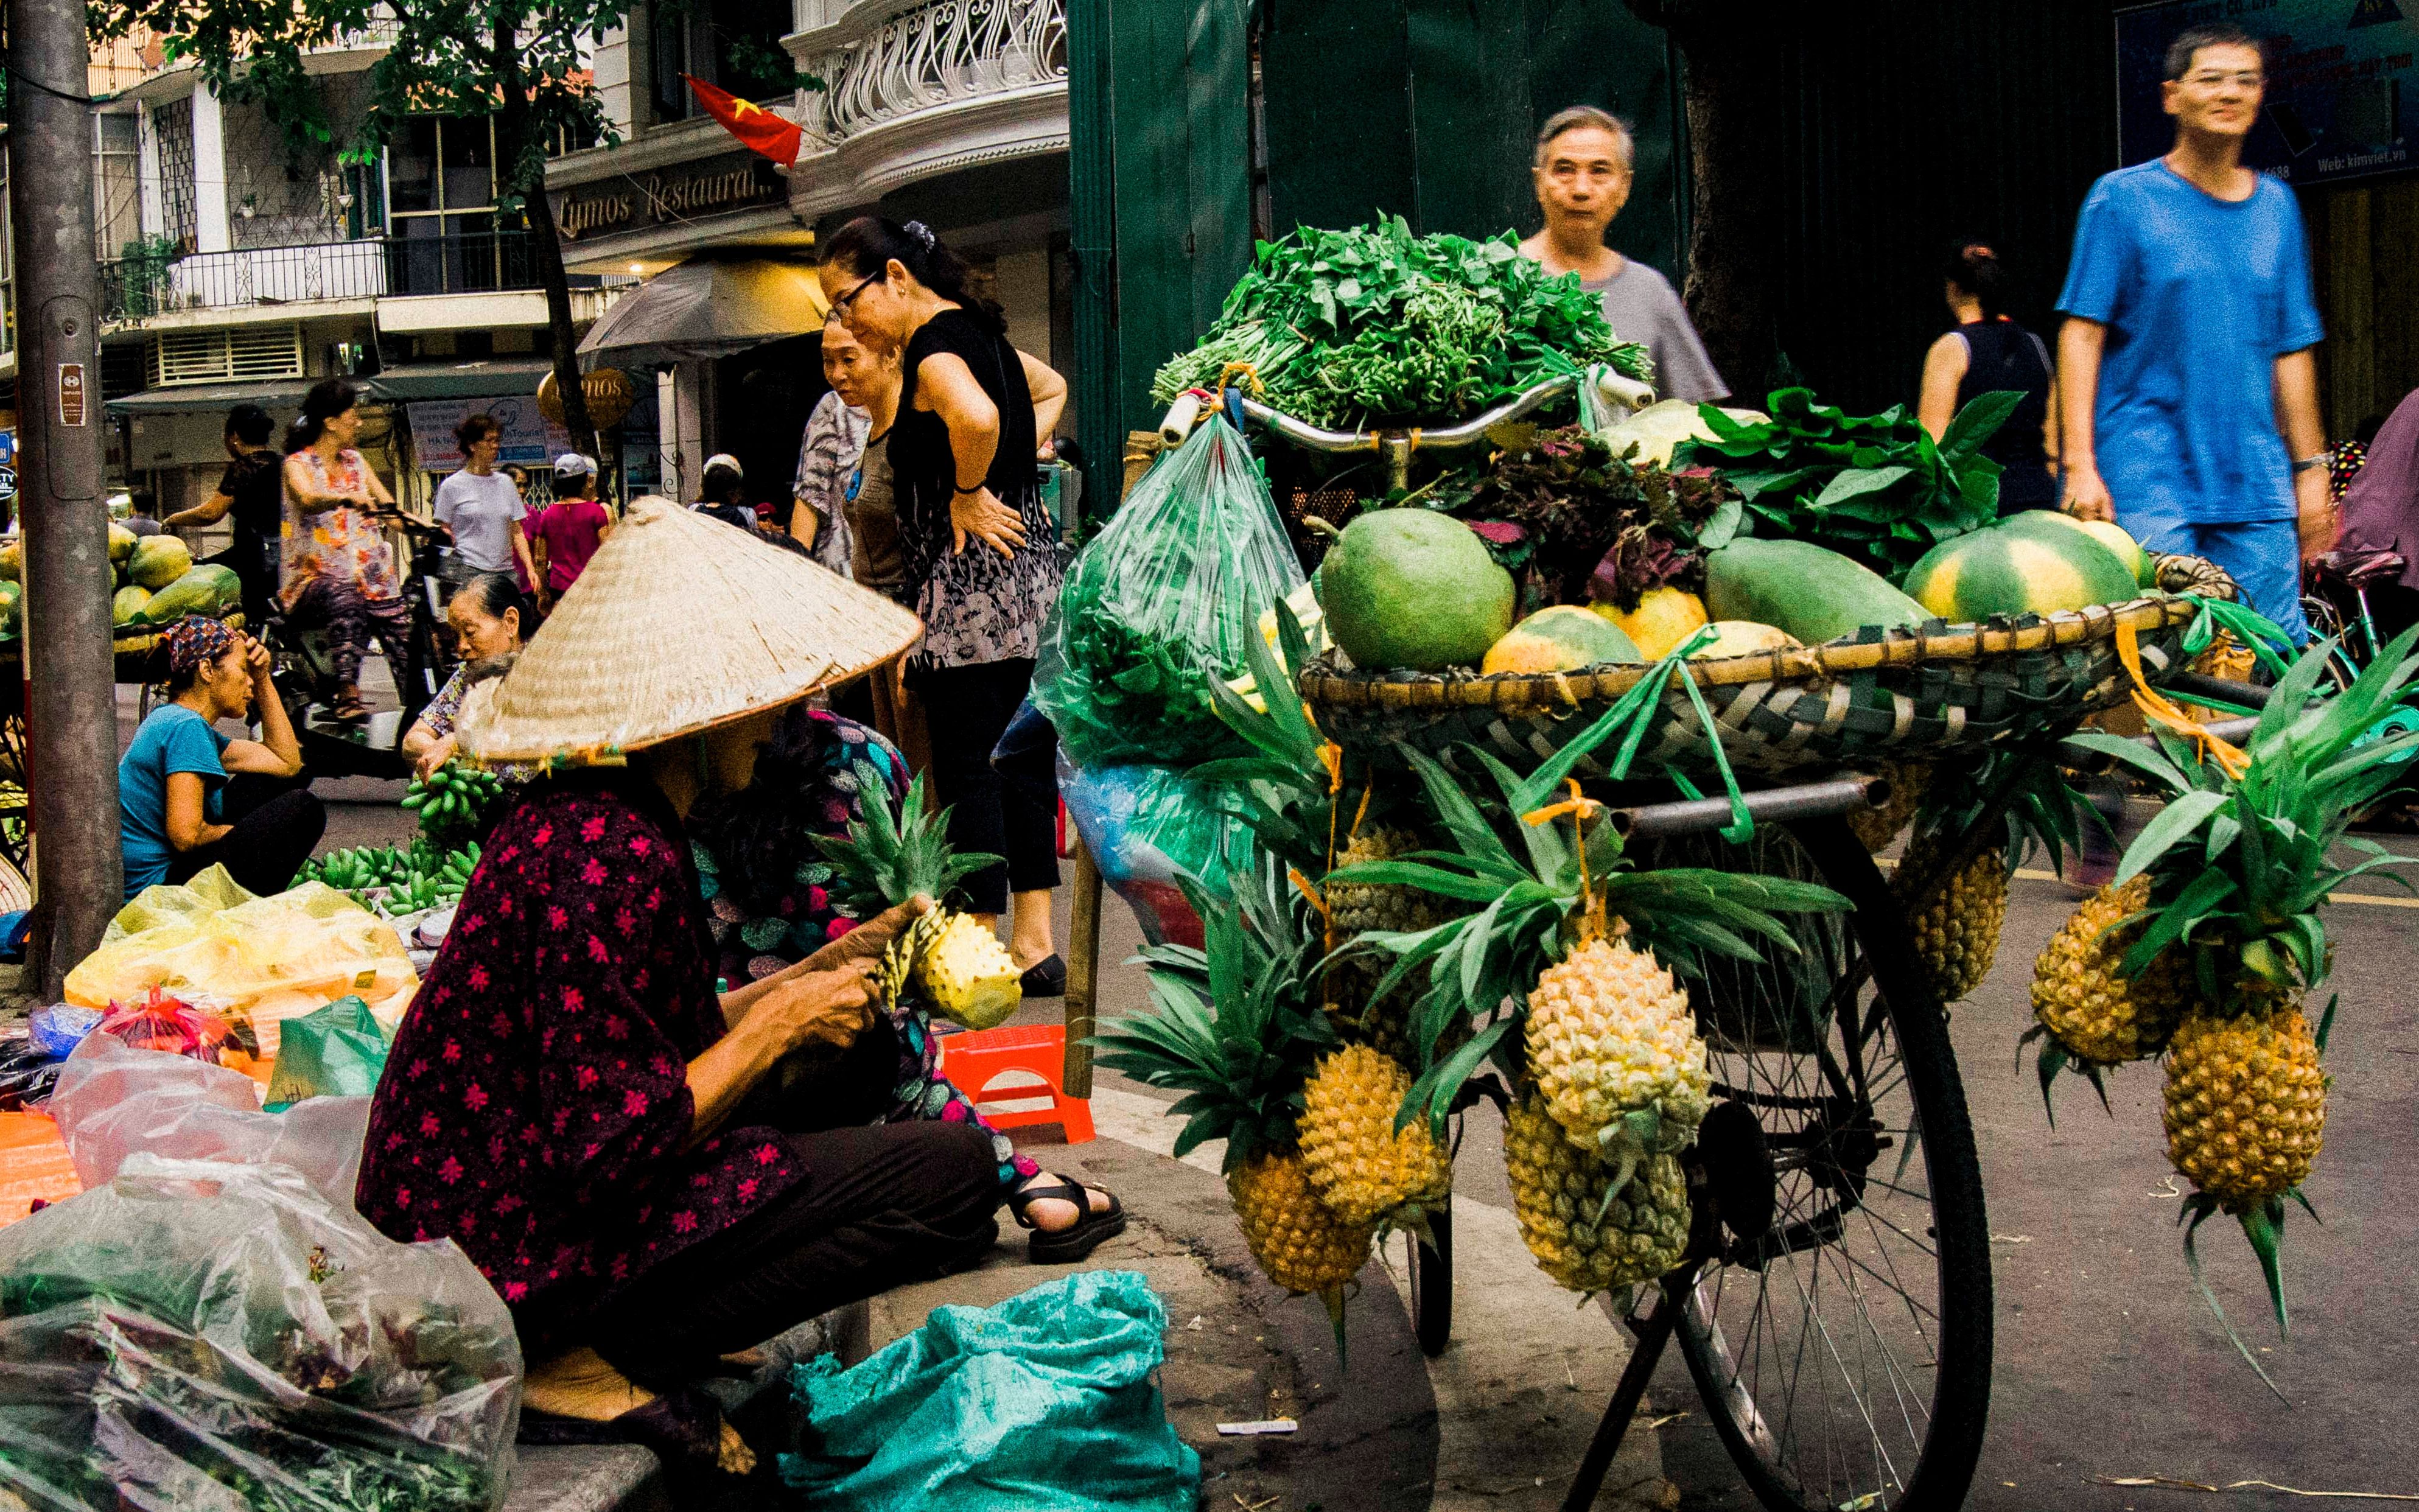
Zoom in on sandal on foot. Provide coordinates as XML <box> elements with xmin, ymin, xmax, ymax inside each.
<box><xmin>519</xmin><ymin>1385</ymin><xmax>734</xmax><ymax>1475</ymax></box>
<box><xmin>325</xmin><ymin>699</ymin><xmax>371</xmax><ymax>726</ymax></box>
<box><xmin>1011</xmin><ymin>1178</ymin><xmax>1126</xmax><ymax>1264</ymax></box>
<box><xmin>1018</xmin><ymin>954</ymin><xmax>1067</xmax><ymax>998</ymax></box>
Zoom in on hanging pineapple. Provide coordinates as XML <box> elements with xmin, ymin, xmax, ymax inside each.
<box><xmin>2063</xmin><ymin>623</ymin><xmax>2419</xmax><ymax>1391</ymax></box>
<box><xmin>1323</xmin><ymin>819</ymin><xmax>1466</xmax><ymax>1066</ymax></box>
<box><xmin>1898</xmin><ymin>751</ymin><xmax>2084</xmax><ymax>1006</ymax></box>
<box><xmin>1297</xmin><ymin>1043</ymin><xmax>1453</xmax><ymax>1228</ymax></box>
<box><xmin>1843</xmin><ymin>758</ymin><xmax>1929</xmax><ymax>852</ymax></box>
<box><xmin>814</xmin><ymin>765</ymin><xmax>1022</xmax><ymax>1029</ymax></box>
<box><xmin>1328</xmin><ymin>744</ymin><xmax>1846</xmax><ymax>1292</ymax></box>
<box><xmin>2023</xmin><ymin>875</ymin><xmax>2193</xmax><ymax>1114</ymax></box>
<box><xmin>1091</xmin><ymin>860</ymin><xmax>1377</xmax><ymax>1341</ymax></box>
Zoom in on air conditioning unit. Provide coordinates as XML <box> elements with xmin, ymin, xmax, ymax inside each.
<box><xmin>146</xmin><ymin>324</ymin><xmax>306</xmax><ymax>387</ymax></box>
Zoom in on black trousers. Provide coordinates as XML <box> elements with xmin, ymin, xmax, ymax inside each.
<box><xmin>167</xmin><ymin>774</ymin><xmax>325</xmax><ymax>897</ymax></box>
<box><xmin>907</xmin><ymin>657</ymin><xmax>1059</xmax><ymax>914</ymax></box>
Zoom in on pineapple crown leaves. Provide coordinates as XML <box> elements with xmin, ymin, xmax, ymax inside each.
<box><xmin>1198</xmin><ymin>598</ymin><xmax>1346</xmax><ymax>877</ymax></box>
<box><xmin>2178</xmin><ymin>1189</ymin><xmax>2308</xmax><ymax>1406</ymax></box>
<box><xmin>811</xmin><ymin>765</ymin><xmax>1003</xmax><ymax>915</ymax></box>
<box><xmin>2017</xmin><ymin>1024</ymin><xmax>2114</xmax><ymax>1129</ymax></box>
<box><xmin>1911</xmin><ymin>749</ymin><xmax>2078</xmax><ymax>878</ymax></box>
<box><xmin>2065</xmin><ymin>627</ymin><xmax>2419</xmax><ymax>1006</ymax></box>
<box><xmin>1091</xmin><ymin>857</ymin><xmax>1337</xmax><ymax>1171</ymax></box>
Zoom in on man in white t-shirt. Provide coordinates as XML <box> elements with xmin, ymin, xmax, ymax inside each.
<box><xmin>432</xmin><ymin>411</ymin><xmax>538</xmax><ymax>585</ymax></box>
<box><xmin>1518</xmin><ymin>106</ymin><xmax>1727</xmax><ymax>404</ymax></box>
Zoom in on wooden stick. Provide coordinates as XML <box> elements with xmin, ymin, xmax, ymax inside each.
<box><xmin>1062</xmin><ymin>833</ymin><xmax>1103</xmax><ymax>1098</ymax></box>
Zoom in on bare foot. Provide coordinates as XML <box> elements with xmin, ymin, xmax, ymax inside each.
<box><xmin>524</xmin><ymin>1348</ymin><xmax>653</xmax><ymax>1421</ymax></box>
<box><xmin>1018</xmin><ymin>1171</ymin><xmax>1114</xmax><ymax>1233</ymax></box>
<box><xmin>718</xmin><ymin>1424</ymin><xmax>757</xmax><ymax>1475</ymax></box>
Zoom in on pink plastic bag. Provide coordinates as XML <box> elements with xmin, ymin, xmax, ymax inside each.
<box><xmin>46</xmin><ymin>1032</ymin><xmax>370</xmax><ymax>1204</ymax></box>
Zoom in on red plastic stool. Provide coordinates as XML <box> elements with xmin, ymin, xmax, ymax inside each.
<box><xmin>937</xmin><ymin>1023</ymin><xmax>1094</xmax><ymax>1144</ymax></box>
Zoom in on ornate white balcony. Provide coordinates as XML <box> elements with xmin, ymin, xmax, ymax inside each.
<box><xmin>785</xmin><ymin>0</ymin><xmax>1068</xmax><ymax>215</ymax></box>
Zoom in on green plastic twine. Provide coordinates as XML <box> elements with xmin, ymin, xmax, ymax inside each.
<box><xmin>1510</xmin><ymin>625</ymin><xmax>1754</xmax><ymax>844</ymax></box>
<box><xmin>2180</xmin><ymin>593</ymin><xmax>2295</xmax><ymax>679</ymax></box>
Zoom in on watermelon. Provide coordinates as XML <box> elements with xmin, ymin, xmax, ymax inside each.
<box><xmin>111</xmin><ymin>585</ymin><xmax>153</xmax><ymax>627</ymax></box>
<box><xmin>1902</xmin><ymin>517</ymin><xmax>2140</xmax><ymax>623</ymax></box>
<box><xmin>2002</xmin><ymin>509</ymin><xmax>2157</xmax><ymax>589</ymax></box>
<box><xmin>142</xmin><ymin>567</ymin><xmax>227</xmax><ymax>623</ymax></box>
<box><xmin>127</xmin><ymin>536</ymin><xmax>194</xmax><ymax>590</ymax></box>
<box><xmin>1483</xmin><ymin>606</ymin><xmax>1644</xmax><ymax>675</ymax></box>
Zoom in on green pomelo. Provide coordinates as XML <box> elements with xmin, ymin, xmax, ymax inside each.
<box><xmin>128</xmin><ymin>535</ymin><xmax>194</xmax><ymax>590</ymax></box>
<box><xmin>1482</xmin><ymin>605</ymin><xmax>1644</xmax><ymax>676</ymax></box>
<box><xmin>1323</xmin><ymin>509</ymin><xmax>1516</xmax><ymax>671</ymax></box>
<box><xmin>2000</xmin><ymin>509</ymin><xmax>2154</xmax><ymax>589</ymax></box>
<box><xmin>142</xmin><ymin>567</ymin><xmax>227</xmax><ymax>623</ymax></box>
<box><xmin>111</xmin><ymin>585</ymin><xmax>153</xmax><ymax>627</ymax></box>
<box><xmin>1704</xmin><ymin>539</ymin><xmax>1930</xmax><ymax>646</ymax></box>
<box><xmin>1904</xmin><ymin>518</ymin><xmax>2140</xmax><ymax>623</ymax></box>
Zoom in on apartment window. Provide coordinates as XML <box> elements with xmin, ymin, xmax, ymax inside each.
<box><xmin>651</xmin><ymin>0</ymin><xmax>795</xmax><ymax>122</ymax></box>
<box><xmin>151</xmin><ymin>98</ymin><xmax>198</xmax><ymax>253</ymax></box>
<box><xmin>95</xmin><ymin>114</ymin><xmax>143</xmax><ymax>261</ymax></box>
<box><xmin>384</xmin><ymin>117</ymin><xmax>529</xmax><ymax>293</ymax></box>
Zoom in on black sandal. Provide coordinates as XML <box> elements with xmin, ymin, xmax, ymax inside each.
<box><xmin>519</xmin><ymin>1384</ymin><xmax>736</xmax><ymax>1475</ymax></box>
<box><xmin>1011</xmin><ymin>1177</ymin><xmax>1127</xmax><ymax>1264</ymax></box>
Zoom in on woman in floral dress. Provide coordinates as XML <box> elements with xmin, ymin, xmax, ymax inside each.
<box><xmin>279</xmin><ymin>379</ymin><xmax>411</xmax><ymax>723</ymax></box>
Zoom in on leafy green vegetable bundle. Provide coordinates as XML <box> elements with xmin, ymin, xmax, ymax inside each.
<box><xmin>1151</xmin><ymin>218</ymin><xmax>1652</xmax><ymax>430</ymax></box>
<box><xmin>1672</xmin><ymin>387</ymin><xmax>2023</xmax><ymax>582</ymax></box>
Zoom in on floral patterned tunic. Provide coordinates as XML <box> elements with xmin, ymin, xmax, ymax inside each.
<box><xmin>355</xmin><ymin>775</ymin><xmax>805</xmax><ymax>1352</ymax></box>
<box><xmin>696</xmin><ymin>709</ymin><xmax>1041</xmax><ymax>1189</ymax></box>
<box><xmin>280</xmin><ymin>447</ymin><xmax>401</xmax><ymax>608</ymax></box>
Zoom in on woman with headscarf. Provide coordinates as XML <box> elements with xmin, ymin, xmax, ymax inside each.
<box><xmin>2331</xmin><ymin>387</ymin><xmax>2419</xmax><ymax>640</ymax></box>
<box><xmin>117</xmin><ymin>618</ymin><xmax>321</xmax><ymax>898</ymax></box>
<box><xmin>354</xmin><ymin>500</ymin><xmax>1118</xmax><ymax>1476</ymax></box>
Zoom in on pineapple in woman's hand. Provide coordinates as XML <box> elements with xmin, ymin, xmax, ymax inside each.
<box><xmin>814</xmin><ymin>765</ymin><xmax>1021</xmax><ymax>1029</ymax></box>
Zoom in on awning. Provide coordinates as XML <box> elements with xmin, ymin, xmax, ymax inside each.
<box><xmin>107</xmin><ymin>378</ymin><xmax>318</xmax><ymax>416</ymax></box>
<box><xmin>576</xmin><ymin>253</ymin><xmax>829</xmax><ymax>371</ymax></box>
<box><xmin>360</xmin><ymin>359</ymin><xmax>558</xmax><ymax>404</ymax></box>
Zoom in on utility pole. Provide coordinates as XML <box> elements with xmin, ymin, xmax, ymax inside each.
<box><xmin>10</xmin><ymin>0</ymin><xmax>123</xmax><ymax>996</ymax></box>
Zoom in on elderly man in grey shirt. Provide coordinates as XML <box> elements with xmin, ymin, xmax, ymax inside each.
<box><xmin>1519</xmin><ymin>105</ymin><xmax>1726</xmax><ymax>405</ymax></box>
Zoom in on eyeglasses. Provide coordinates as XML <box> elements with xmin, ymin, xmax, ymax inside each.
<box><xmin>2185</xmin><ymin>71</ymin><xmax>2264</xmax><ymax>89</ymax></box>
<box><xmin>830</xmin><ymin>268</ymin><xmax>884</xmax><ymax>317</ymax></box>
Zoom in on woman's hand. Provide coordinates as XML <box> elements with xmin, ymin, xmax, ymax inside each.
<box><xmin>718</xmin><ymin>897</ymin><xmax>933</xmax><ymax>1032</ymax></box>
<box><xmin>755</xmin><ymin>960</ymin><xmax>879</xmax><ymax>1054</ymax></box>
<box><xmin>2062</xmin><ymin>463</ymin><xmax>2115</xmax><ymax>523</ymax></box>
<box><xmin>950</xmin><ymin>485</ymin><xmax>1026</xmax><ymax>559</ymax></box>
<box><xmin>415</xmin><ymin>733</ymin><xmax>458</xmax><ymax>781</ymax></box>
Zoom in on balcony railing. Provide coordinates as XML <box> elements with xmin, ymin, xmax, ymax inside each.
<box><xmin>99</xmin><ymin>232</ymin><xmax>541</xmax><ymax>322</ymax></box>
<box><xmin>797</xmin><ymin>0</ymin><xmax>1067</xmax><ymax>145</ymax></box>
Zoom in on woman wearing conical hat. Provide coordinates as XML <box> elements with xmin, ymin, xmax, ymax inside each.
<box><xmin>352</xmin><ymin>499</ymin><xmax>1118</xmax><ymax>1473</ymax></box>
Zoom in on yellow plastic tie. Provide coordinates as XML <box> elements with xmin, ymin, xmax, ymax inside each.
<box><xmin>1213</xmin><ymin>361</ymin><xmax>1266</xmax><ymax>410</ymax></box>
<box><xmin>1523</xmin><ymin>779</ymin><xmax>1608</xmax><ymax>940</ymax></box>
<box><xmin>1289</xmin><ymin>866</ymin><xmax>1329</xmax><ymax>923</ymax></box>
<box><xmin>2118</xmin><ymin>621</ymin><xmax>2251</xmax><ymax>782</ymax></box>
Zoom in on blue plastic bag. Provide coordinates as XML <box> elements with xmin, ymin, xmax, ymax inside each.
<box><xmin>780</xmin><ymin>1270</ymin><xmax>1199</xmax><ymax>1511</ymax></box>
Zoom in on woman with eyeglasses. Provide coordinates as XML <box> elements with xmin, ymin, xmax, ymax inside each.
<box><xmin>815</xmin><ymin>219</ymin><xmax>1074</xmax><ymax>1006</ymax></box>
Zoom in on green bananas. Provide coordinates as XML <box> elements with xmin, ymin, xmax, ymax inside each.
<box><xmin>402</xmin><ymin>761</ymin><xmax>503</xmax><ymax>839</ymax></box>
<box><xmin>293</xmin><ymin>839</ymin><xmax>484</xmax><ymax>914</ymax></box>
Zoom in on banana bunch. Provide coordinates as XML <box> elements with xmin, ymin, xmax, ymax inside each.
<box><xmin>295</xmin><ymin>841</ymin><xmax>483</xmax><ymax>914</ymax></box>
<box><xmin>403</xmin><ymin>761</ymin><xmax>503</xmax><ymax>841</ymax></box>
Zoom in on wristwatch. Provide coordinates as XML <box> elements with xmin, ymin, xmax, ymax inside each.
<box><xmin>2292</xmin><ymin>453</ymin><xmax>2330</xmax><ymax>474</ymax></box>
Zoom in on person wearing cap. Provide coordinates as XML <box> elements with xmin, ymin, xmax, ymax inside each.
<box><xmin>117</xmin><ymin>618</ymin><xmax>320</xmax><ymax>899</ymax></box>
<box><xmin>528</xmin><ymin>452</ymin><xmax>612</xmax><ymax>611</ymax></box>
<box><xmin>354</xmin><ymin>499</ymin><xmax>1120</xmax><ymax>1474</ymax></box>
<box><xmin>693</xmin><ymin>453</ymin><xmax>758</xmax><ymax>533</ymax></box>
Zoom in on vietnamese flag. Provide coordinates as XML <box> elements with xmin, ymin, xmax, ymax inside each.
<box><xmin>685</xmin><ymin>75</ymin><xmax>805</xmax><ymax>168</ymax></box>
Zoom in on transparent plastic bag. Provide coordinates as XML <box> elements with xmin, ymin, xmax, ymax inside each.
<box><xmin>1058</xmin><ymin>756</ymin><xmax>1250</xmax><ymax>949</ymax></box>
<box><xmin>0</xmin><ymin>1155</ymin><xmax>521</xmax><ymax>1512</ymax></box>
<box><xmin>781</xmin><ymin>1270</ymin><xmax>1196</xmax><ymax>1512</ymax></box>
<box><xmin>1032</xmin><ymin>416</ymin><xmax>1304</xmax><ymax>769</ymax></box>
<box><xmin>66</xmin><ymin>881</ymin><xmax>419</xmax><ymax>1058</ymax></box>
<box><xmin>48</xmin><ymin>1034</ymin><xmax>370</xmax><ymax>1205</ymax></box>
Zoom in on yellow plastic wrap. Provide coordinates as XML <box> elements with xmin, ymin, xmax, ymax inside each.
<box><xmin>66</xmin><ymin>873</ymin><xmax>420</xmax><ymax>1057</ymax></box>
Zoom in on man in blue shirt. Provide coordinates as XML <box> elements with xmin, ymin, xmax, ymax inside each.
<box><xmin>2056</xmin><ymin>23</ymin><xmax>2332</xmax><ymax>642</ymax></box>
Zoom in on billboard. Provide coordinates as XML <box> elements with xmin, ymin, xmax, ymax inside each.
<box><xmin>2118</xmin><ymin>0</ymin><xmax>2418</xmax><ymax>186</ymax></box>
<box><xmin>407</xmin><ymin>395</ymin><xmax>573</xmax><ymax>474</ymax></box>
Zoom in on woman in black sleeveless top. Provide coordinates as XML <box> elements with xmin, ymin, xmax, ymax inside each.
<box><xmin>1916</xmin><ymin>242</ymin><xmax>2060</xmax><ymax>513</ymax></box>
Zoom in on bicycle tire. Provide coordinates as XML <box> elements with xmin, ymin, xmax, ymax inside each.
<box><xmin>1406</xmin><ymin>1199</ymin><xmax>1452</xmax><ymax>1358</ymax></box>
<box><xmin>1670</xmin><ymin>817</ymin><xmax>1993</xmax><ymax>1512</ymax></box>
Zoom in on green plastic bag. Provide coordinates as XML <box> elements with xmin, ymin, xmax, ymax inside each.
<box><xmin>1032</xmin><ymin>415</ymin><xmax>1303</xmax><ymax>769</ymax></box>
<box><xmin>780</xmin><ymin>1271</ymin><xmax>1200</xmax><ymax>1511</ymax></box>
<box><xmin>263</xmin><ymin>995</ymin><xmax>391</xmax><ymax>1111</ymax></box>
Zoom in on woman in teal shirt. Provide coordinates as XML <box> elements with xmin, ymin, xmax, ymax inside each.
<box><xmin>119</xmin><ymin>618</ymin><xmax>320</xmax><ymax>898</ymax></box>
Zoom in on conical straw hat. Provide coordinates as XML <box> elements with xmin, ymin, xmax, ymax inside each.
<box><xmin>457</xmin><ymin>496</ymin><xmax>923</xmax><ymax>764</ymax></box>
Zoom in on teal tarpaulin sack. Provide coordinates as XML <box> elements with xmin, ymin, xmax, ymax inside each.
<box><xmin>779</xmin><ymin>1270</ymin><xmax>1200</xmax><ymax>1511</ymax></box>
<box><xmin>262</xmin><ymin>995</ymin><xmax>390</xmax><ymax>1111</ymax></box>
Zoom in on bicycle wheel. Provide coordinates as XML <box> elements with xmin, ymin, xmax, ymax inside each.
<box><xmin>1660</xmin><ymin>818</ymin><xmax>1992</xmax><ymax>1512</ymax></box>
<box><xmin>1405</xmin><ymin>1199</ymin><xmax>1452</xmax><ymax>1357</ymax></box>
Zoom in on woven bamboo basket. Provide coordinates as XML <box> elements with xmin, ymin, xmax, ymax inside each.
<box><xmin>1300</xmin><ymin>556</ymin><xmax>2239</xmax><ymax>779</ymax></box>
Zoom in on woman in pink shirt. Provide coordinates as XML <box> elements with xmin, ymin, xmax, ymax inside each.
<box><xmin>531</xmin><ymin>452</ymin><xmax>613</xmax><ymax>611</ymax></box>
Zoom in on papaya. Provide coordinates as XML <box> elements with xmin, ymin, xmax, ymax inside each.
<box><xmin>1323</xmin><ymin>509</ymin><xmax>1516</xmax><ymax>671</ymax></box>
<box><xmin>1704</xmin><ymin>539</ymin><xmax>1930</xmax><ymax>647</ymax></box>
<box><xmin>1902</xmin><ymin>516</ymin><xmax>2140</xmax><ymax>623</ymax></box>
<box><xmin>0</xmin><ymin>541</ymin><xmax>19</xmax><ymax>583</ymax></box>
<box><xmin>0</xmin><ymin>582</ymin><xmax>20</xmax><ymax>639</ymax></box>
<box><xmin>1482</xmin><ymin>606</ymin><xmax>1644</xmax><ymax>676</ymax></box>
<box><xmin>185</xmin><ymin>563</ymin><xmax>245</xmax><ymax>615</ymax></box>
<box><xmin>127</xmin><ymin>536</ymin><xmax>194</xmax><ymax>590</ymax></box>
<box><xmin>108</xmin><ymin>524</ymin><xmax>137</xmax><ymax>564</ymax></box>
<box><xmin>111</xmin><ymin>585</ymin><xmax>153</xmax><ymax>627</ymax></box>
<box><xmin>1688</xmin><ymin>620</ymin><xmax>1801</xmax><ymax>659</ymax></box>
<box><xmin>142</xmin><ymin>567</ymin><xmax>228</xmax><ymax>623</ymax></box>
